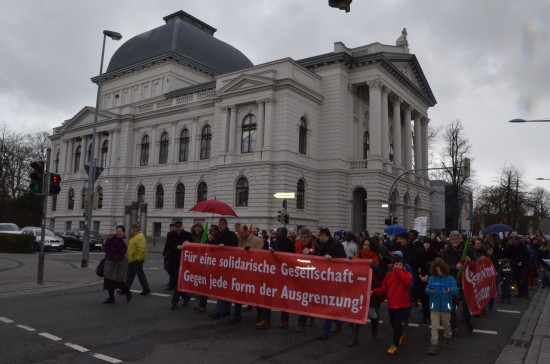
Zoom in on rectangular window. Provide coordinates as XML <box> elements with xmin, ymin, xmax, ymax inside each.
<box><xmin>79</xmin><ymin>221</ymin><xmax>85</xmax><ymax>231</ymax></box>
<box><xmin>93</xmin><ymin>221</ymin><xmax>100</xmax><ymax>234</ymax></box>
<box><xmin>153</xmin><ymin>222</ymin><xmax>162</xmax><ymax>237</ymax></box>
<box><xmin>65</xmin><ymin>221</ymin><xmax>72</xmax><ymax>231</ymax></box>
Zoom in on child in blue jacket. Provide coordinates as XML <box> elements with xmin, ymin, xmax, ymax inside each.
<box><xmin>425</xmin><ymin>258</ymin><xmax>459</xmax><ymax>355</ymax></box>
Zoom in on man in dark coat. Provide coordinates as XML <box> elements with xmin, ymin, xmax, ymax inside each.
<box><xmin>166</xmin><ymin>221</ymin><xmax>192</xmax><ymax>310</ymax></box>
<box><xmin>440</xmin><ymin>231</ymin><xmax>475</xmax><ymax>334</ymax></box>
<box><xmin>316</xmin><ymin>226</ymin><xmax>347</xmax><ymax>340</ymax></box>
<box><xmin>507</xmin><ymin>236</ymin><xmax>530</xmax><ymax>298</ymax></box>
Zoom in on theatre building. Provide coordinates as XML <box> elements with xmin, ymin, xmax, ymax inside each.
<box><xmin>48</xmin><ymin>11</ymin><xmax>436</xmax><ymax>237</ymax></box>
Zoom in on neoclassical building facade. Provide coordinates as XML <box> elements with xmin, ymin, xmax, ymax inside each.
<box><xmin>48</xmin><ymin>11</ymin><xmax>436</xmax><ymax>237</ymax></box>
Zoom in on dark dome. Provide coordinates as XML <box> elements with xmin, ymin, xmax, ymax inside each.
<box><xmin>106</xmin><ymin>12</ymin><xmax>253</xmax><ymax>75</ymax></box>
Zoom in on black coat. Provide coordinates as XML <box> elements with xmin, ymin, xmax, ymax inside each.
<box><xmin>315</xmin><ymin>237</ymin><xmax>346</xmax><ymax>259</ymax></box>
<box><xmin>215</xmin><ymin>228</ymin><xmax>238</xmax><ymax>247</ymax></box>
<box><xmin>165</xmin><ymin>230</ymin><xmax>192</xmax><ymax>275</ymax></box>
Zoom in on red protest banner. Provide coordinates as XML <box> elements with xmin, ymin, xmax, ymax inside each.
<box><xmin>462</xmin><ymin>257</ymin><xmax>498</xmax><ymax>315</ymax></box>
<box><xmin>177</xmin><ymin>243</ymin><xmax>372</xmax><ymax>323</ymax></box>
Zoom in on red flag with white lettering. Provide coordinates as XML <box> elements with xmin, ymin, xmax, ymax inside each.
<box><xmin>462</xmin><ymin>257</ymin><xmax>498</xmax><ymax>315</ymax></box>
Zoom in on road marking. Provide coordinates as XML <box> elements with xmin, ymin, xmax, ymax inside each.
<box><xmin>65</xmin><ymin>343</ymin><xmax>89</xmax><ymax>352</ymax></box>
<box><xmin>0</xmin><ymin>317</ymin><xmax>14</xmax><ymax>323</ymax></box>
<box><xmin>129</xmin><ymin>290</ymin><xmax>170</xmax><ymax>298</ymax></box>
<box><xmin>39</xmin><ymin>332</ymin><xmax>62</xmax><ymax>341</ymax></box>
<box><xmin>497</xmin><ymin>309</ymin><xmax>521</xmax><ymax>314</ymax></box>
<box><xmin>16</xmin><ymin>324</ymin><xmax>35</xmax><ymax>331</ymax></box>
<box><xmin>473</xmin><ymin>329</ymin><xmax>498</xmax><ymax>335</ymax></box>
<box><xmin>407</xmin><ymin>323</ymin><xmax>419</xmax><ymax>327</ymax></box>
<box><xmin>92</xmin><ymin>353</ymin><xmax>122</xmax><ymax>363</ymax></box>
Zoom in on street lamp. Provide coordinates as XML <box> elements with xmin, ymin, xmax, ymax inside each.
<box><xmin>536</xmin><ymin>178</ymin><xmax>550</xmax><ymax>181</ymax></box>
<box><xmin>508</xmin><ymin>118</ymin><xmax>550</xmax><ymax>123</ymax></box>
<box><xmin>81</xmin><ymin>30</ymin><xmax>122</xmax><ymax>268</ymax></box>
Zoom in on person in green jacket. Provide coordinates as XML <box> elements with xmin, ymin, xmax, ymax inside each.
<box><xmin>126</xmin><ymin>223</ymin><xmax>151</xmax><ymax>295</ymax></box>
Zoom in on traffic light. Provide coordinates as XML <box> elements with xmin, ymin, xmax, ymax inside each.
<box><xmin>283</xmin><ymin>213</ymin><xmax>289</xmax><ymax>224</ymax></box>
<box><xmin>29</xmin><ymin>161</ymin><xmax>45</xmax><ymax>194</ymax></box>
<box><xmin>392</xmin><ymin>216</ymin><xmax>398</xmax><ymax>225</ymax></box>
<box><xmin>277</xmin><ymin>210</ymin><xmax>286</xmax><ymax>224</ymax></box>
<box><xmin>49</xmin><ymin>174</ymin><xmax>61</xmax><ymax>195</ymax></box>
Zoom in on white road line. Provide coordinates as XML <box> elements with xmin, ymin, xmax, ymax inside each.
<box><xmin>16</xmin><ymin>324</ymin><xmax>35</xmax><ymax>331</ymax></box>
<box><xmin>65</xmin><ymin>343</ymin><xmax>89</xmax><ymax>352</ymax></box>
<box><xmin>473</xmin><ymin>329</ymin><xmax>498</xmax><ymax>335</ymax></box>
<box><xmin>39</xmin><ymin>332</ymin><xmax>62</xmax><ymax>341</ymax></box>
<box><xmin>92</xmin><ymin>353</ymin><xmax>123</xmax><ymax>363</ymax></box>
<box><xmin>151</xmin><ymin>293</ymin><xmax>170</xmax><ymax>297</ymax></box>
<box><xmin>407</xmin><ymin>323</ymin><xmax>420</xmax><ymax>327</ymax></box>
<box><xmin>0</xmin><ymin>317</ymin><xmax>14</xmax><ymax>323</ymax></box>
<box><xmin>497</xmin><ymin>309</ymin><xmax>521</xmax><ymax>314</ymax></box>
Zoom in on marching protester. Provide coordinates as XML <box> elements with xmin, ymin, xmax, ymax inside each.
<box><xmin>499</xmin><ymin>258</ymin><xmax>513</xmax><ymax>303</ymax></box>
<box><xmin>440</xmin><ymin>231</ymin><xmax>474</xmax><ymax>334</ymax></box>
<box><xmin>101</xmin><ymin>225</ymin><xmax>131</xmax><ymax>304</ymax></box>
<box><xmin>124</xmin><ymin>223</ymin><xmax>151</xmax><ymax>296</ymax></box>
<box><xmin>425</xmin><ymin>258</ymin><xmax>458</xmax><ymax>355</ymax></box>
<box><xmin>166</xmin><ymin>221</ymin><xmax>193</xmax><ymax>310</ymax></box>
<box><xmin>415</xmin><ymin>238</ymin><xmax>437</xmax><ymax>325</ymax></box>
<box><xmin>293</xmin><ymin>227</ymin><xmax>317</xmax><ymax>333</ymax></box>
<box><xmin>193</xmin><ymin>224</ymin><xmax>220</xmax><ymax>313</ymax></box>
<box><xmin>342</xmin><ymin>231</ymin><xmax>359</xmax><ymax>259</ymax></box>
<box><xmin>316</xmin><ymin>227</ymin><xmax>347</xmax><ymax>340</ymax></box>
<box><xmin>162</xmin><ymin>222</ymin><xmax>176</xmax><ymax>290</ymax></box>
<box><xmin>508</xmin><ymin>236</ymin><xmax>530</xmax><ymax>299</ymax></box>
<box><xmin>347</xmin><ymin>236</ymin><xmax>385</xmax><ymax>346</ymax></box>
<box><xmin>371</xmin><ymin>252</ymin><xmax>412</xmax><ymax>355</ymax></box>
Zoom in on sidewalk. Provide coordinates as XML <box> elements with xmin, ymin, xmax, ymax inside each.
<box><xmin>496</xmin><ymin>285</ymin><xmax>550</xmax><ymax>364</ymax></box>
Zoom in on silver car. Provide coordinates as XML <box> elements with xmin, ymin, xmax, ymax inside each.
<box><xmin>0</xmin><ymin>223</ymin><xmax>22</xmax><ymax>234</ymax></box>
<box><xmin>21</xmin><ymin>227</ymin><xmax>65</xmax><ymax>252</ymax></box>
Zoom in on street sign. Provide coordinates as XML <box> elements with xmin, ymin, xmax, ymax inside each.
<box><xmin>273</xmin><ymin>192</ymin><xmax>295</xmax><ymax>199</ymax></box>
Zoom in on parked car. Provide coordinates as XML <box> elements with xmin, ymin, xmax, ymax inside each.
<box><xmin>61</xmin><ymin>230</ymin><xmax>103</xmax><ymax>251</ymax></box>
<box><xmin>21</xmin><ymin>227</ymin><xmax>65</xmax><ymax>252</ymax></box>
<box><xmin>0</xmin><ymin>223</ymin><xmax>22</xmax><ymax>234</ymax></box>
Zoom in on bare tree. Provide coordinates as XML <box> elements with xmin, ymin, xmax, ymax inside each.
<box><xmin>528</xmin><ymin>187</ymin><xmax>550</xmax><ymax>235</ymax></box>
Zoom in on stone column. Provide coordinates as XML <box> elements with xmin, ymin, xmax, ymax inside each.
<box><xmin>264</xmin><ymin>98</ymin><xmax>274</xmax><ymax>149</ymax></box>
<box><xmin>109</xmin><ymin>129</ymin><xmax>117</xmax><ymax>167</ymax></box>
<box><xmin>256</xmin><ymin>100</ymin><xmax>265</xmax><ymax>150</ymax></box>
<box><xmin>219</xmin><ymin>106</ymin><xmax>228</xmax><ymax>153</ymax></box>
<box><xmin>169</xmin><ymin>122</ymin><xmax>177</xmax><ymax>163</ymax></box>
<box><xmin>79</xmin><ymin>138</ymin><xmax>86</xmax><ymax>172</ymax></box>
<box><xmin>192</xmin><ymin>117</ymin><xmax>199</xmax><ymax>159</ymax></box>
<box><xmin>63</xmin><ymin>139</ymin><xmax>70</xmax><ymax>173</ymax></box>
<box><xmin>392</xmin><ymin>96</ymin><xmax>403</xmax><ymax>168</ymax></box>
<box><xmin>421</xmin><ymin>117</ymin><xmax>429</xmax><ymax>177</ymax></box>
<box><xmin>414</xmin><ymin>112</ymin><xmax>423</xmax><ymax>172</ymax></box>
<box><xmin>228</xmin><ymin>105</ymin><xmax>237</xmax><ymax>154</ymax></box>
<box><xmin>403</xmin><ymin>105</ymin><xmax>412</xmax><ymax>170</ymax></box>
<box><xmin>368</xmin><ymin>80</ymin><xmax>382</xmax><ymax>158</ymax></box>
<box><xmin>149</xmin><ymin>128</ymin><xmax>157</xmax><ymax>164</ymax></box>
<box><xmin>381</xmin><ymin>87</ymin><xmax>390</xmax><ymax>161</ymax></box>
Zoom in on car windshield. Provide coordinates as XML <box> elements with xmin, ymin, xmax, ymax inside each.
<box><xmin>76</xmin><ymin>231</ymin><xmax>101</xmax><ymax>239</ymax></box>
<box><xmin>32</xmin><ymin>229</ymin><xmax>56</xmax><ymax>237</ymax></box>
<box><xmin>0</xmin><ymin>224</ymin><xmax>20</xmax><ymax>232</ymax></box>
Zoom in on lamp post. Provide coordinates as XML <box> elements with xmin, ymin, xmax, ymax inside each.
<box><xmin>81</xmin><ymin>30</ymin><xmax>122</xmax><ymax>268</ymax></box>
<box><xmin>536</xmin><ymin>178</ymin><xmax>550</xmax><ymax>181</ymax></box>
<box><xmin>508</xmin><ymin>118</ymin><xmax>550</xmax><ymax>123</ymax></box>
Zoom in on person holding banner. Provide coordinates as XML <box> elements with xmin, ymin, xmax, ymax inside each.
<box><xmin>293</xmin><ymin>227</ymin><xmax>317</xmax><ymax>333</ymax></box>
<box><xmin>440</xmin><ymin>231</ymin><xmax>475</xmax><ymax>334</ymax></box>
<box><xmin>315</xmin><ymin>227</ymin><xmax>347</xmax><ymax>340</ymax></box>
<box><xmin>426</xmin><ymin>258</ymin><xmax>458</xmax><ymax>355</ymax></box>
<box><xmin>371</xmin><ymin>253</ymin><xmax>412</xmax><ymax>355</ymax></box>
<box><xmin>167</xmin><ymin>221</ymin><xmax>193</xmax><ymax>310</ymax></box>
<box><xmin>346</xmin><ymin>236</ymin><xmax>385</xmax><ymax>347</ymax></box>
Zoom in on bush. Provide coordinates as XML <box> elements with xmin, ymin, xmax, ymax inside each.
<box><xmin>0</xmin><ymin>233</ymin><xmax>34</xmax><ymax>253</ymax></box>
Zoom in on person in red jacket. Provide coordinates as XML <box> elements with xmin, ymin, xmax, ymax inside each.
<box><xmin>370</xmin><ymin>254</ymin><xmax>412</xmax><ymax>355</ymax></box>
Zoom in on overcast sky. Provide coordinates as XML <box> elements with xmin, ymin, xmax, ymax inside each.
<box><xmin>1</xmin><ymin>0</ymin><xmax>549</xmax><ymax>191</ymax></box>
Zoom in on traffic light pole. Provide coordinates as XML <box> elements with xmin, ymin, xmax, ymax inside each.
<box><xmin>37</xmin><ymin>148</ymin><xmax>51</xmax><ymax>284</ymax></box>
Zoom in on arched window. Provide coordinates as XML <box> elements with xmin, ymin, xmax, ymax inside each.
<box><xmin>155</xmin><ymin>185</ymin><xmax>164</xmax><ymax>209</ymax></box>
<box><xmin>179</xmin><ymin>129</ymin><xmax>190</xmax><ymax>162</ymax></box>
<box><xmin>389</xmin><ymin>144</ymin><xmax>394</xmax><ymax>162</ymax></box>
<box><xmin>200</xmin><ymin>126</ymin><xmax>211</xmax><ymax>160</ymax></box>
<box><xmin>68</xmin><ymin>189</ymin><xmax>75</xmax><ymax>210</ymax></box>
<box><xmin>137</xmin><ymin>185</ymin><xmax>145</xmax><ymax>204</ymax></box>
<box><xmin>100</xmin><ymin>140</ymin><xmax>108</xmax><ymax>168</ymax></box>
<box><xmin>297</xmin><ymin>179</ymin><xmax>305</xmax><ymax>210</ymax></box>
<box><xmin>235</xmin><ymin>177</ymin><xmax>249</xmax><ymax>207</ymax></box>
<box><xmin>363</xmin><ymin>131</ymin><xmax>370</xmax><ymax>159</ymax></box>
<box><xmin>175</xmin><ymin>183</ymin><xmax>185</xmax><ymax>208</ymax></box>
<box><xmin>140</xmin><ymin>135</ymin><xmax>150</xmax><ymax>166</ymax></box>
<box><xmin>96</xmin><ymin>186</ymin><xmax>103</xmax><ymax>209</ymax></box>
<box><xmin>81</xmin><ymin>188</ymin><xmax>87</xmax><ymax>209</ymax></box>
<box><xmin>55</xmin><ymin>151</ymin><xmax>60</xmax><ymax>173</ymax></box>
<box><xmin>299</xmin><ymin>118</ymin><xmax>308</xmax><ymax>155</ymax></box>
<box><xmin>241</xmin><ymin>115</ymin><xmax>257</xmax><ymax>153</ymax></box>
<box><xmin>159</xmin><ymin>132</ymin><xmax>169</xmax><ymax>164</ymax></box>
<box><xmin>197</xmin><ymin>182</ymin><xmax>208</xmax><ymax>202</ymax></box>
<box><xmin>73</xmin><ymin>145</ymin><xmax>81</xmax><ymax>172</ymax></box>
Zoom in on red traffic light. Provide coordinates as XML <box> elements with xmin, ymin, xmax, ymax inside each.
<box><xmin>49</xmin><ymin>174</ymin><xmax>62</xmax><ymax>195</ymax></box>
<box><xmin>51</xmin><ymin>175</ymin><xmax>61</xmax><ymax>184</ymax></box>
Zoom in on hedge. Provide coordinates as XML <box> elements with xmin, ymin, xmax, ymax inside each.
<box><xmin>0</xmin><ymin>233</ymin><xmax>34</xmax><ymax>253</ymax></box>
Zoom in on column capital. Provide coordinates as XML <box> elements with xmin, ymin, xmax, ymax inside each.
<box><xmin>383</xmin><ymin>86</ymin><xmax>392</xmax><ymax>96</ymax></box>
<box><xmin>220</xmin><ymin>105</ymin><xmax>229</xmax><ymax>112</ymax></box>
<box><xmin>367</xmin><ymin>79</ymin><xmax>383</xmax><ymax>90</ymax></box>
<box><xmin>391</xmin><ymin>95</ymin><xmax>402</xmax><ymax>104</ymax></box>
<box><xmin>403</xmin><ymin>104</ymin><xmax>411</xmax><ymax>113</ymax></box>
<box><xmin>262</xmin><ymin>97</ymin><xmax>275</xmax><ymax>104</ymax></box>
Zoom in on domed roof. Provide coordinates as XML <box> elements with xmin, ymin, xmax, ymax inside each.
<box><xmin>106</xmin><ymin>11</ymin><xmax>254</xmax><ymax>75</ymax></box>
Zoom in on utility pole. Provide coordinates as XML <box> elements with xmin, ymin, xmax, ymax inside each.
<box><xmin>37</xmin><ymin>148</ymin><xmax>51</xmax><ymax>284</ymax></box>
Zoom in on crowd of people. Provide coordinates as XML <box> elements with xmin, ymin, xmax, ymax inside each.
<box><xmin>99</xmin><ymin>220</ymin><xmax>550</xmax><ymax>356</ymax></box>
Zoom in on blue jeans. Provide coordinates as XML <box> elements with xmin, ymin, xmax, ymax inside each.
<box><xmin>321</xmin><ymin>319</ymin><xmax>340</xmax><ymax>335</ymax></box>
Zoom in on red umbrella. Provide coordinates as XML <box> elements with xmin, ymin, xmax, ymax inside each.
<box><xmin>189</xmin><ymin>200</ymin><xmax>238</xmax><ymax>217</ymax></box>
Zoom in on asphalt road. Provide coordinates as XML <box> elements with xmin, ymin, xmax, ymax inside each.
<box><xmin>0</xmin><ymin>250</ymin><xmax>534</xmax><ymax>363</ymax></box>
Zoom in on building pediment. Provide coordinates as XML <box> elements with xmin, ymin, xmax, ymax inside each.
<box><xmin>59</xmin><ymin>107</ymin><xmax>119</xmax><ymax>133</ymax></box>
<box><xmin>216</xmin><ymin>74</ymin><xmax>275</xmax><ymax>95</ymax></box>
<box><xmin>391</xmin><ymin>61</ymin><xmax>422</xmax><ymax>89</ymax></box>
